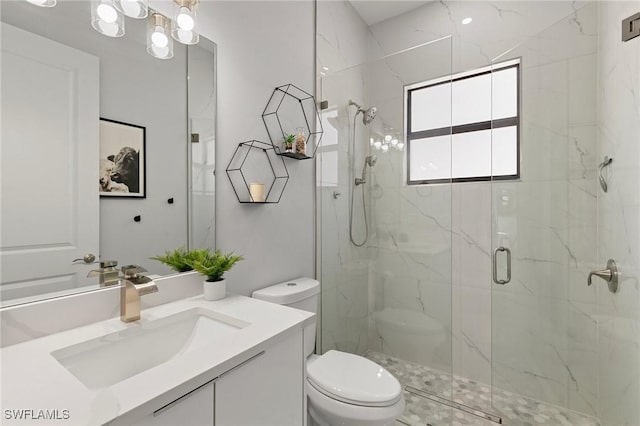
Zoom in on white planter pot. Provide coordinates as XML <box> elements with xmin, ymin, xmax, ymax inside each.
<box><xmin>203</xmin><ymin>279</ymin><xmax>226</xmax><ymax>301</ymax></box>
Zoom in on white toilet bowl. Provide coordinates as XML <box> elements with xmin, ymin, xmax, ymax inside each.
<box><xmin>306</xmin><ymin>351</ymin><xmax>405</xmax><ymax>426</ymax></box>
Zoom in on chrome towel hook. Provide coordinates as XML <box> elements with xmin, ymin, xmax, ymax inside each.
<box><xmin>598</xmin><ymin>156</ymin><xmax>613</xmax><ymax>193</ymax></box>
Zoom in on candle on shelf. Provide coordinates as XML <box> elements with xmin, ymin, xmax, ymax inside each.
<box><xmin>249</xmin><ymin>183</ymin><xmax>266</xmax><ymax>202</ymax></box>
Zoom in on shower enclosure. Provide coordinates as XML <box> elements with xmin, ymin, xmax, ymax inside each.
<box><xmin>316</xmin><ymin>1</ymin><xmax>640</xmax><ymax>425</ymax></box>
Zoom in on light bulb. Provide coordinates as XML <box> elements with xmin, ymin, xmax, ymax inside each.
<box><xmin>385</xmin><ymin>134</ymin><xmax>392</xmax><ymax>142</ymax></box>
<box><xmin>397</xmin><ymin>142</ymin><xmax>405</xmax><ymax>149</ymax></box>
<box><xmin>374</xmin><ymin>141</ymin><xmax>382</xmax><ymax>149</ymax></box>
<box><xmin>97</xmin><ymin>2</ymin><xmax>118</xmax><ymax>23</ymax></box>
<box><xmin>370</xmin><ymin>138</ymin><xmax>374</xmax><ymax>146</ymax></box>
<box><xmin>391</xmin><ymin>138</ymin><xmax>398</xmax><ymax>146</ymax></box>
<box><xmin>381</xmin><ymin>145</ymin><xmax>389</xmax><ymax>152</ymax></box>
<box><xmin>176</xmin><ymin>6</ymin><xmax>195</xmax><ymax>31</ymax></box>
<box><xmin>120</xmin><ymin>0</ymin><xmax>141</xmax><ymax>17</ymax></box>
<box><xmin>152</xmin><ymin>26</ymin><xmax>169</xmax><ymax>47</ymax></box>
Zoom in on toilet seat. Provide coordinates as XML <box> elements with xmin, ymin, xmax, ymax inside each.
<box><xmin>307</xmin><ymin>350</ymin><xmax>402</xmax><ymax>407</ymax></box>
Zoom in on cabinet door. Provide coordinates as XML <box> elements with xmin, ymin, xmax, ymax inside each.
<box><xmin>134</xmin><ymin>381</ymin><xmax>214</xmax><ymax>426</ymax></box>
<box><xmin>215</xmin><ymin>330</ymin><xmax>304</xmax><ymax>426</ymax></box>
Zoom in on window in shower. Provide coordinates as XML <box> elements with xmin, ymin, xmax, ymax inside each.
<box><xmin>405</xmin><ymin>58</ymin><xmax>520</xmax><ymax>185</ymax></box>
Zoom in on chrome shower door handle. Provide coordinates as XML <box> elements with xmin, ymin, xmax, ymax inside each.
<box><xmin>493</xmin><ymin>247</ymin><xmax>511</xmax><ymax>285</ymax></box>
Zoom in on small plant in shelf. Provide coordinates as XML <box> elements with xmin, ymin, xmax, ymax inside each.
<box><xmin>150</xmin><ymin>247</ymin><xmax>195</xmax><ymax>273</ymax></box>
<box><xmin>283</xmin><ymin>134</ymin><xmax>295</xmax><ymax>153</ymax></box>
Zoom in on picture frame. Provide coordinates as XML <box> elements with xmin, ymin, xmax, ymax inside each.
<box><xmin>99</xmin><ymin>118</ymin><xmax>146</xmax><ymax>198</ymax></box>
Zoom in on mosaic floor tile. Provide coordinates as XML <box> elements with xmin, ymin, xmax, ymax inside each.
<box><xmin>365</xmin><ymin>351</ymin><xmax>599</xmax><ymax>426</ymax></box>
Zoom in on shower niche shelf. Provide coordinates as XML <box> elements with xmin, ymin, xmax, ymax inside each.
<box><xmin>226</xmin><ymin>140</ymin><xmax>289</xmax><ymax>204</ymax></box>
<box><xmin>262</xmin><ymin>84</ymin><xmax>324</xmax><ymax>160</ymax></box>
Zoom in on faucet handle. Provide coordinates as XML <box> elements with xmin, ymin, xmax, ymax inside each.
<box><xmin>121</xmin><ymin>264</ymin><xmax>148</xmax><ymax>278</ymax></box>
<box><xmin>588</xmin><ymin>259</ymin><xmax>619</xmax><ymax>293</ymax></box>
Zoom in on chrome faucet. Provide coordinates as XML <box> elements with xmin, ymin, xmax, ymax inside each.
<box><xmin>120</xmin><ymin>265</ymin><xmax>158</xmax><ymax>322</ymax></box>
<box><xmin>87</xmin><ymin>260</ymin><xmax>119</xmax><ymax>287</ymax></box>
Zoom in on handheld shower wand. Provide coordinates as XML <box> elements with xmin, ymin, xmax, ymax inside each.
<box><xmin>348</xmin><ymin>100</ymin><xmax>379</xmax><ymax>247</ymax></box>
<box><xmin>355</xmin><ymin>155</ymin><xmax>377</xmax><ymax>186</ymax></box>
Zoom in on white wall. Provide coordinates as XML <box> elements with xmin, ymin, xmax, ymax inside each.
<box><xmin>152</xmin><ymin>0</ymin><xmax>316</xmax><ymax>295</ymax></box>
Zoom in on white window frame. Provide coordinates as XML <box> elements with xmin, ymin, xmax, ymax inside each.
<box><xmin>405</xmin><ymin>58</ymin><xmax>520</xmax><ymax>185</ymax></box>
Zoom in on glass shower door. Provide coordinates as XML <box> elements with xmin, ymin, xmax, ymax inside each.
<box><xmin>490</xmin><ymin>3</ymin><xmax>640</xmax><ymax>425</ymax></box>
<box><xmin>490</xmin><ymin>6</ymin><xmax>601</xmax><ymax>418</ymax></box>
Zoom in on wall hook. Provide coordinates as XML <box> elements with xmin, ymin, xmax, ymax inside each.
<box><xmin>167</xmin><ymin>198</ymin><xmax>174</xmax><ymax>204</ymax></box>
<box><xmin>134</xmin><ymin>215</ymin><xmax>141</xmax><ymax>222</ymax></box>
<box><xmin>598</xmin><ymin>156</ymin><xmax>613</xmax><ymax>193</ymax></box>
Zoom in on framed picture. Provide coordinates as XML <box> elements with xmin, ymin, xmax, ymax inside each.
<box><xmin>99</xmin><ymin>118</ymin><xmax>146</xmax><ymax>198</ymax></box>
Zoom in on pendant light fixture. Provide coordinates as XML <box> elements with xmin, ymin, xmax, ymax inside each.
<box><xmin>114</xmin><ymin>0</ymin><xmax>148</xmax><ymax>19</ymax></box>
<box><xmin>147</xmin><ymin>12</ymin><xmax>173</xmax><ymax>60</ymax></box>
<box><xmin>24</xmin><ymin>0</ymin><xmax>57</xmax><ymax>7</ymax></box>
<box><xmin>171</xmin><ymin>0</ymin><xmax>199</xmax><ymax>45</ymax></box>
<box><xmin>91</xmin><ymin>0</ymin><xmax>125</xmax><ymax>37</ymax></box>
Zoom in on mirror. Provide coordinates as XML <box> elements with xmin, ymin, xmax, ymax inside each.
<box><xmin>0</xmin><ymin>1</ymin><xmax>216</xmax><ymax>307</ymax></box>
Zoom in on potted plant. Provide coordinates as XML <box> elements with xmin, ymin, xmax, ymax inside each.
<box><xmin>283</xmin><ymin>134</ymin><xmax>295</xmax><ymax>153</ymax></box>
<box><xmin>190</xmin><ymin>249</ymin><xmax>243</xmax><ymax>300</ymax></box>
<box><xmin>150</xmin><ymin>247</ymin><xmax>194</xmax><ymax>273</ymax></box>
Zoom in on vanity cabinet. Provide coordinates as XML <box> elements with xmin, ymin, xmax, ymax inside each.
<box><xmin>215</xmin><ymin>330</ymin><xmax>303</xmax><ymax>426</ymax></box>
<box><xmin>135</xmin><ymin>382</ymin><xmax>215</xmax><ymax>426</ymax></box>
<box><xmin>131</xmin><ymin>328</ymin><xmax>303</xmax><ymax>426</ymax></box>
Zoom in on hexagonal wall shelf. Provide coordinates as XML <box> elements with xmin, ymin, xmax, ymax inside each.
<box><xmin>226</xmin><ymin>140</ymin><xmax>289</xmax><ymax>204</ymax></box>
<box><xmin>262</xmin><ymin>84</ymin><xmax>323</xmax><ymax>160</ymax></box>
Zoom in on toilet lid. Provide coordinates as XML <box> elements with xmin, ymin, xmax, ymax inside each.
<box><xmin>307</xmin><ymin>350</ymin><xmax>402</xmax><ymax>407</ymax></box>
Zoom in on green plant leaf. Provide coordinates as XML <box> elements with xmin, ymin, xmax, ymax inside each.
<box><xmin>191</xmin><ymin>249</ymin><xmax>244</xmax><ymax>282</ymax></box>
<box><xmin>150</xmin><ymin>247</ymin><xmax>194</xmax><ymax>273</ymax></box>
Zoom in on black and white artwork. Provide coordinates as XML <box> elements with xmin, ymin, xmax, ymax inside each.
<box><xmin>99</xmin><ymin>118</ymin><xmax>146</xmax><ymax>198</ymax></box>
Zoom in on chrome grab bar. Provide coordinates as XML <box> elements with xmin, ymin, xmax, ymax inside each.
<box><xmin>493</xmin><ymin>247</ymin><xmax>511</xmax><ymax>285</ymax></box>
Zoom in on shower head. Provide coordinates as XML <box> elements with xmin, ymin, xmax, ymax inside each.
<box><xmin>362</xmin><ymin>106</ymin><xmax>377</xmax><ymax>125</ymax></box>
<box><xmin>349</xmin><ymin>99</ymin><xmax>378</xmax><ymax>125</ymax></box>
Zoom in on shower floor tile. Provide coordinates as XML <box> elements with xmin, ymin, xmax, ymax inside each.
<box><xmin>365</xmin><ymin>351</ymin><xmax>599</xmax><ymax>426</ymax></box>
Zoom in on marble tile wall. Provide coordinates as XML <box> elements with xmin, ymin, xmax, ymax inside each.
<box><xmin>596</xmin><ymin>2</ymin><xmax>640</xmax><ymax>425</ymax></box>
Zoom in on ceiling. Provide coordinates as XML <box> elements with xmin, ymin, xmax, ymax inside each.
<box><xmin>348</xmin><ymin>1</ymin><xmax>434</xmax><ymax>26</ymax></box>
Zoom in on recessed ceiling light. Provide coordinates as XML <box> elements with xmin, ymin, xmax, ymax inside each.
<box><xmin>462</xmin><ymin>17</ymin><xmax>473</xmax><ymax>25</ymax></box>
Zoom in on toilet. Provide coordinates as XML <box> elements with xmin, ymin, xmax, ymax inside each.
<box><xmin>252</xmin><ymin>278</ymin><xmax>405</xmax><ymax>426</ymax></box>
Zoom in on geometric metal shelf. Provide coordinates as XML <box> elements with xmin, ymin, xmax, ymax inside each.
<box><xmin>262</xmin><ymin>84</ymin><xmax>323</xmax><ymax>160</ymax></box>
<box><xmin>226</xmin><ymin>140</ymin><xmax>289</xmax><ymax>204</ymax></box>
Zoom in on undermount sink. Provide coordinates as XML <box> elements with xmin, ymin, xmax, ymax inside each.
<box><xmin>51</xmin><ymin>308</ymin><xmax>250</xmax><ymax>389</ymax></box>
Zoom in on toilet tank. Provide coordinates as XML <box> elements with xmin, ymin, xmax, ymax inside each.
<box><xmin>252</xmin><ymin>278</ymin><xmax>319</xmax><ymax>357</ymax></box>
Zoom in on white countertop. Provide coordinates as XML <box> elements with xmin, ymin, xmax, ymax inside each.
<box><xmin>0</xmin><ymin>294</ymin><xmax>315</xmax><ymax>426</ymax></box>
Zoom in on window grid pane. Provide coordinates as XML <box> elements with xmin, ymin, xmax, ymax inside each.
<box><xmin>406</xmin><ymin>60</ymin><xmax>519</xmax><ymax>185</ymax></box>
